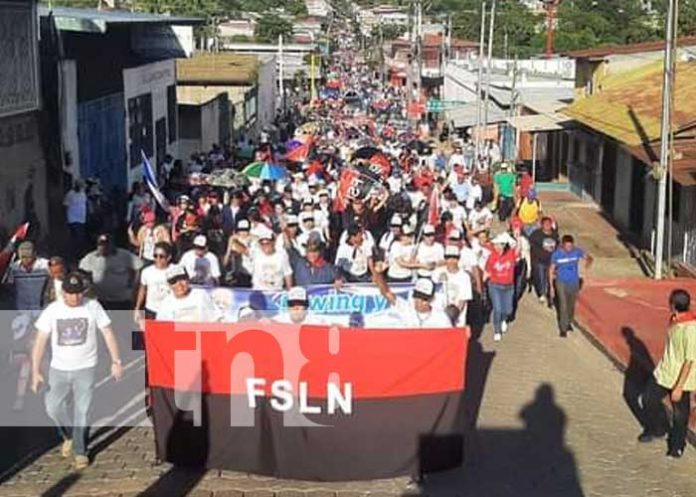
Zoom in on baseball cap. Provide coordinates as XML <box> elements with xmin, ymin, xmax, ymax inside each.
<box><xmin>390</xmin><ymin>214</ymin><xmax>403</xmax><ymax>227</ymax></box>
<box><xmin>62</xmin><ymin>272</ymin><xmax>86</xmax><ymax>294</ymax></box>
<box><xmin>97</xmin><ymin>233</ymin><xmax>111</xmax><ymax>245</ymax></box>
<box><xmin>166</xmin><ymin>265</ymin><xmax>189</xmax><ymax>284</ymax></box>
<box><xmin>237</xmin><ymin>219</ymin><xmax>250</xmax><ymax>231</ymax></box>
<box><xmin>299</xmin><ymin>212</ymin><xmax>315</xmax><ymax>223</ymax></box>
<box><xmin>193</xmin><ymin>235</ymin><xmax>207</xmax><ymax>248</ymax></box>
<box><xmin>402</xmin><ymin>224</ymin><xmax>414</xmax><ymax>236</ymax></box>
<box><xmin>258</xmin><ymin>228</ymin><xmax>275</xmax><ymax>242</ymax></box>
<box><xmin>445</xmin><ymin>245</ymin><xmax>461</xmax><ymax>258</ymax></box>
<box><xmin>423</xmin><ymin>224</ymin><xmax>436</xmax><ymax>236</ymax></box>
<box><xmin>286</xmin><ymin>214</ymin><xmax>299</xmax><ymax>226</ymax></box>
<box><xmin>287</xmin><ymin>286</ymin><xmax>309</xmax><ymax>307</ymax></box>
<box><xmin>492</xmin><ymin>232</ymin><xmax>515</xmax><ymax>246</ymax></box>
<box><xmin>412</xmin><ymin>278</ymin><xmax>435</xmax><ymax>301</ymax></box>
<box><xmin>17</xmin><ymin>241</ymin><xmax>35</xmax><ymax>258</ymax></box>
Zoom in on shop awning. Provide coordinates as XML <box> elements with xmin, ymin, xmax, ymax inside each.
<box><xmin>505</xmin><ymin>113</ymin><xmax>570</xmax><ymax>132</ymax></box>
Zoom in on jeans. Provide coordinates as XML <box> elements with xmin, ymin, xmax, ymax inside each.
<box><xmin>555</xmin><ymin>280</ymin><xmax>579</xmax><ymax>333</ymax></box>
<box><xmin>488</xmin><ymin>283</ymin><xmax>514</xmax><ymax>334</ymax></box>
<box><xmin>498</xmin><ymin>196</ymin><xmax>514</xmax><ymax>222</ymax></box>
<box><xmin>45</xmin><ymin>367</ymin><xmax>96</xmax><ymax>456</ymax></box>
<box><xmin>533</xmin><ymin>263</ymin><xmax>550</xmax><ymax>299</ymax></box>
<box><xmin>641</xmin><ymin>377</ymin><xmax>691</xmax><ymax>452</ymax></box>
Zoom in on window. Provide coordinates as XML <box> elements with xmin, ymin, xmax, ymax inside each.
<box><xmin>167</xmin><ymin>85</ymin><xmax>177</xmax><ymax>144</ymax></box>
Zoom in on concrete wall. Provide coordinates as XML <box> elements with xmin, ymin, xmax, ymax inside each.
<box><xmin>123</xmin><ymin>59</ymin><xmax>177</xmax><ymax>188</ymax></box>
<box><xmin>613</xmin><ymin>148</ymin><xmax>633</xmax><ymax>230</ymax></box>
<box><xmin>256</xmin><ymin>55</ymin><xmax>277</xmax><ymax>134</ymax></box>
<box><xmin>0</xmin><ymin>112</ymin><xmax>48</xmax><ymax>238</ymax></box>
<box><xmin>200</xmin><ymin>97</ymin><xmax>222</xmax><ymax>152</ymax></box>
<box><xmin>60</xmin><ymin>60</ymin><xmax>80</xmax><ymax>179</ymax></box>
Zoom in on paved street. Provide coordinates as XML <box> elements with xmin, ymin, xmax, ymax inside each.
<box><xmin>3</xmin><ymin>284</ymin><xmax>696</xmax><ymax>496</ymax></box>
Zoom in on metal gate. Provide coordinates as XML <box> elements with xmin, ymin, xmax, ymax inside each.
<box><xmin>78</xmin><ymin>93</ymin><xmax>127</xmax><ymax>195</ymax></box>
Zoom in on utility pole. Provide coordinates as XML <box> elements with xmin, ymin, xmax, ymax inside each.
<box><xmin>654</xmin><ymin>0</ymin><xmax>677</xmax><ymax>280</ymax></box>
<box><xmin>474</xmin><ymin>2</ymin><xmax>487</xmax><ymax>156</ymax></box>
<box><xmin>483</xmin><ymin>0</ymin><xmax>497</xmax><ymax>134</ymax></box>
<box><xmin>446</xmin><ymin>14</ymin><xmax>452</xmax><ymax>60</ymax></box>
<box><xmin>278</xmin><ymin>35</ymin><xmax>285</xmax><ymax>112</ymax></box>
<box><xmin>416</xmin><ymin>0</ymin><xmax>423</xmax><ymax>103</ymax></box>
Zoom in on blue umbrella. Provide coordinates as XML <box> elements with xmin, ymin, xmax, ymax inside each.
<box><xmin>242</xmin><ymin>162</ymin><xmax>288</xmax><ymax>180</ymax></box>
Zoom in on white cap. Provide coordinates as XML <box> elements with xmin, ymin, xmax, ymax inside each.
<box><xmin>286</xmin><ymin>214</ymin><xmax>299</xmax><ymax>226</ymax></box>
<box><xmin>299</xmin><ymin>212</ymin><xmax>315</xmax><ymax>223</ymax></box>
<box><xmin>423</xmin><ymin>224</ymin><xmax>436</xmax><ymax>235</ymax></box>
<box><xmin>445</xmin><ymin>245</ymin><xmax>461</xmax><ymax>258</ymax></box>
<box><xmin>193</xmin><ymin>235</ymin><xmax>207</xmax><ymax>248</ymax></box>
<box><xmin>390</xmin><ymin>214</ymin><xmax>403</xmax><ymax>227</ymax></box>
<box><xmin>318</xmin><ymin>189</ymin><xmax>329</xmax><ymax>197</ymax></box>
<box><xmin>166</xmin><ymin>264</ymin><xmax>188</xmax><ymax>282</ymax></box>
<box><xmin>448</xmin><ymin>229</ymin><xmax>462</xmax><ymax>241</ymax></box>
<box><xmin>258</xmin><ymin>227</ymin><xmax>275</xmax><ymax>241</ymax></box>
<box><xmin>413</xmin><ymin>278</ymin><xmax>435</xmax><ymax>299</ymax></box>
<box><xmin>287</xmin><ymin>286</ymin><xmax>308</xmax><ymax>304</ymax></box>
<box><xmin>492</xmin><ymin>232</ymin><xmax>515</xmax><ymax>246</ymax></box>
<box><xmin>402</xmin><ymin>224</ymin><xmax>414</xmax><ymax>236</ymax></box>
<box><xmin>237</xmin><ymin>219</ymin><xmax>250</xmax><ymax>230</ymax></box>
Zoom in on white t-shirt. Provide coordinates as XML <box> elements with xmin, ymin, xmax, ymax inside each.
<box><xmin>335</xmin><ymin>242</ymin><xmax>372</xmax><ymax>278</ymax></box>
<box><xmin>368</xmin><ymin>297</ymin><xmax>452</xmax><ymax>328</ymax></box>
<box><xmin>157</xmin><ymin>288</ymin><xmax>222</xmax><ymax>322</ymax></box>
<box><xmin>416</xmin><ymin>242</ymin><xmax>445</xmax><ymax>277</ymax></box>
<box><xmin>459</xmin><ymin>246</ymin><xmax>479</xmax><ymax>273</ymax></box>
<box><xmin>250</xmin><ymin>248</ymin><xmax>293</xmax><ymax>290</ymax></box>
<box><xmin>433</xmin><ymin>267</ymin><xmax>473</xmax><ymax>306</ymax></box>
<box><xmin>64</xmin><ymin>190</ymin><xmax>87</xmax><ymax>224</ymax></box>
<box><xmin>36</xmin><ymin>299</ymin><xmax>111</xmax><ymax>371</ymax></box>
<box><xmin>448</xmin><ymin>204</ymin><xmax>468</xmax><ymax>230</ymax></box>
<box><xmin>179</xmin><ymin>250</ymin><xmax>221</xmax><ymax>286</ymax></box>
<box><xmin>466</xmin><ymin>184</ymin><xmax>483</xmax><ymax>211</ymax></box>
<box><xmin>468</xmin><ymin>208</ymin><xmax>493</xmax><ymax>232</ymax></box>
<box><xmin>140</xmin><ymin>265</ymin><xmax>172</xmax><ymax>313</ymax></box>
<box><xmin>387</xmin><ymin>241</ymin><xmax>415</xmax><ymax>280</ymax></box>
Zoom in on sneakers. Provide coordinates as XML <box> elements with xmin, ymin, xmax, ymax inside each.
<box><xmin>637</xmin><ymin>431</ymin><xmax>665</xmax><ymax>443</ymax></box>
<box><xmin>74</xmin><ymin>455</ymin><xmax>90</xmax><ymax>470</ymax></box>
<box><xmin>501</xmin><ymin>321</ymin><xmax>508</xmax><ymax>334</ymax></box>
<box><xmin>60</xmin><ymin>439</ymin><xmax>73</xmax><ymax>458</ymax></box>
<box><xmin>667</xmin><ymin>448</ymin><xmax>684</xmax><ymax>459</ymax></box>
<box><xmin>493</xmin><ymin>333</ymin><xmax>502</xmax><ymax>342</ymax></box>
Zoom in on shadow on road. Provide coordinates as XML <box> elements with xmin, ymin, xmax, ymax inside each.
<box><xmin>421</xmin><ymin>384</ymin><xmax>584</xmax><ymax>497</ymax></box>
<box><xmin>40</xmin><ymin>473</ymin><xmax>81</xmax><ymax>497</ymax></box>
<box><xmin>621</xmin><ymin>326</ymin><xmax>655</xmax><ymax>432</ymax></box>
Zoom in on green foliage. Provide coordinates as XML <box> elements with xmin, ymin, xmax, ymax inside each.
<box><xmin>371</xmin><ymin>23</ymin><xmax>407</xmax><ymax>40</ymax></box>
<box><xmin>255</xmin><ymin>13</ymin><xmax>293</xmax><ymax>43</ymax></box>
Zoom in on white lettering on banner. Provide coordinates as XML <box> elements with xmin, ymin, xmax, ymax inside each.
<box><xmin>247</xmin><ymin>378</ymin><xmax>353</xmax><ymax>415</ymax></box>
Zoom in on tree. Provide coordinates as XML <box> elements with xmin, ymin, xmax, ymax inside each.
<box><xmin>371</xmin><ymin>23</ymin><xmax>407</xmax><ymax>40</ymax></box>
<box><xmin>255</xmin><ymin>14</ymin><xmax>293</xmax><ymax>43</ymax></box>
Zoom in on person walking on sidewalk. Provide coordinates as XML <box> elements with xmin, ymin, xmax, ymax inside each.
<box><xmin>549</xmin><ymin>235</ymin><xmax>592</xmax><ymax>338</ymax></box>
<box><xmin>30</xmin><ymin>272</ymin><xmax>124</xmax><ymax>470</ymax></box>
<box><xmin>638</xmin><ymin>289</ymin><xmax>696</xmax><ymax>459</ymax></box>
<box><xmin>485</xmin><ymin>233</ymin><xmax>519</xmax><ymax>342</ymax></box>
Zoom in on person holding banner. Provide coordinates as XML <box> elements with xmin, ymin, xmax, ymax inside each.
<box><xmin>250</xmin><ymin>230</ymin><xmax>294</xmax><ymax>291</ymax></box>
<box><xmin>373</xmin><ymin>274</ymin><xmax>451</xmax><ymax>328</ymax></box>
<box><xmin>156</xmin><ymin>265</ymin><xmax>222</xmax><ymax>323</ymax></box>
<box><xmin>336</xmin><ymin>225</ymin><xmax>375</xmax><ymax>283</ymax></box>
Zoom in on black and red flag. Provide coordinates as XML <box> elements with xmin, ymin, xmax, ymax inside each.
<box><xmin>145</xmin><ymin>321</ymin><xmax>469</xmax><ymax>481</ymax></box>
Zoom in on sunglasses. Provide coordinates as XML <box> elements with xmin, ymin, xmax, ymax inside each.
<box><xmin>154</xmin><ymin>253</ymin><xmax>168</xmax><ymax>259</ymax></box>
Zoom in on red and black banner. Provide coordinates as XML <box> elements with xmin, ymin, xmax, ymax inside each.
<box><xmin>145</xmin><ymin>321</ymin><xmax>469</xmax><ymax>481</ymax></box>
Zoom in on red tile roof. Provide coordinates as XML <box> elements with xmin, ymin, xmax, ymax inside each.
<box><xmin>566</xmin><ymin>36</ymin><xmax>696</xmax><ymax>60</ymax></box>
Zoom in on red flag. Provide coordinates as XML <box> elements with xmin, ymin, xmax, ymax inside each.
<box><xmin>10</xmin><ymin>222</ymin><xmax>29</xmax><ymax>244</ymax></box>
<box><xmin>285</xmin><ymin>143</ymin><xmax>311</xmax><ymax>163</ymax></box>
<box><xmin>368</xmin><ymin>154</ymin><xmax>391</xmax><ymax>179</ymax></box>
<box><xmin>427</xmin><ymin>187</ymin><xmax>441</xmax><ymax>227</ymax></box>
<box><xmin>334</xmin><ymin>169</ymin><xmax>360</xmax><ymax>212</ymax></box>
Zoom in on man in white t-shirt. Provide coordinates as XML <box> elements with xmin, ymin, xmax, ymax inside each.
<box><xmin>179</xmin><ymin>235</ymin><xmax>221</xmax><ymax>286</ymax></box>
<box><xmin>31</xmin><ymin>272</ymin><xmax>123</xmax><ymax>470</ymax></box>
<box><xmin>134</xmin><ymin>242</ymin><xmax>173</xmax><ymax>322</ymax></box>
<box><xmin>250</xmin><ymin>231</ymin><xmax>294</xmax><ymax>291</ymax></box>
<box><xmin>64</xmin><ymin>180</ymin><xmax>88</xmax><ymax>256</ymax></box>
<box><xmin>335</xmin><ymin>225</ymin><xmax>374</xmax><ymax>283</ymax></box>
<box><xmin>445</xmin><ymin>195</ymin><xmax>467</xmax><ymax>232</ymax></box>
<box><xmin>378</xmin><ymin>214</ymin><xmax>403</xmax><ymax>257</ymax></box>
<box><xmin>416</xmin><ymin>224</ymin><xmax>445</xmax><ymax>278</ymax></box>
<box><xmin>156</xmin><ymin>265</ymin><xmax>223</xmax><ymax>322</ymax></box>
<box><xmin>433</xmin><ymin>245</ymin><xmax>473</xmax><ymax>326</ymax></box>
<box><xmin>466</xmin><ymin>176</ymin><xmax>484</xmax><ymax>212</ymax></box>
<box><xmin>373</xmin><ymin>275</ymin><xmax>452</xmax><ymax>328</ymax></box>
<box><xmin>467</xmin><ymin>201</ymin><xmax>493</xmax><ymax>236</ymax></box>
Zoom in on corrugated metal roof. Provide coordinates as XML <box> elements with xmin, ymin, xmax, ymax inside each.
<box><xmin>563</xmin><ymin>60</ymin><xmax>696</xmax><ymax>146</ymax></box>
<box><xmin>39</xmin><ymin>6</ymin><xmax>202</xmax><ymax>33</ymax></box>
<box><xmin>177</xmin><ymin>53</ymin><xmax>259</xmax><ymax>85</ymax></box>
<box><xmin>445</xmin><ymin>102</ymin><xmax>506</xmax><ymax>128</ymax></box>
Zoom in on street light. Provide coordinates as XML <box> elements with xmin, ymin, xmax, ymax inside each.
<box><xmin>541</xmin><ymin>0</ymin><xmax>563</xmax><ymax>59</ymax></box>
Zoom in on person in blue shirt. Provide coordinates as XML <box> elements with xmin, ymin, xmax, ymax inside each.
<box><xmin>549</xmin><ymin>235</ymin><xmax>593</xmax><ymax>337</ymax></box>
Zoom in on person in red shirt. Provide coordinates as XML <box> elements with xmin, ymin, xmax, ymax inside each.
<box><xmin>485</xmin><ymin>232</ymin><xmax>519</xmax><ymax>342</ymax></box>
